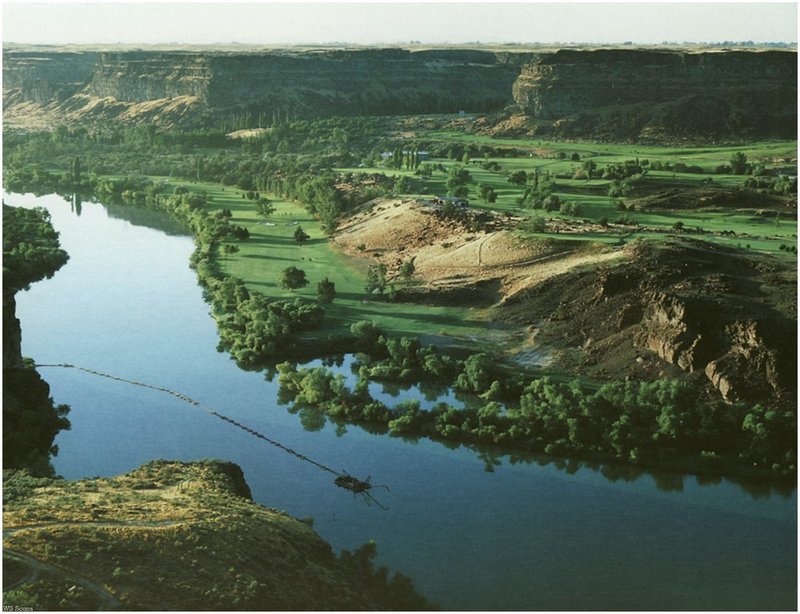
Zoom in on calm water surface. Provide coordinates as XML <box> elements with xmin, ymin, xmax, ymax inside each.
<box><xmin>8</xmin><ymin>192</ymin><xmax>797</xmax><ymax>610</ymax></box>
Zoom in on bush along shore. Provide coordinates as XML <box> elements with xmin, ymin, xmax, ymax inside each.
<box><xmin>4</xmin><ymin>173</ymin><xmax>795</xmax><ymax>482</ymax></box>
<box><xmin>274</xmin><ymin>332</ymin><xmax>795</xmax><ymax>482</ymax></box>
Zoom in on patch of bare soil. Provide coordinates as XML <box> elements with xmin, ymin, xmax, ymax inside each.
<box><xmin>334</xmin><ymin>199</ymin><xmax>625</xmax><ymax>302</ymax></box>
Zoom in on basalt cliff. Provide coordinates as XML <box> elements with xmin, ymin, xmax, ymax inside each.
<box><xmin>3</xmin><ymin>47</ymin><xmax>796</xmax><ymax>140</ymax></box>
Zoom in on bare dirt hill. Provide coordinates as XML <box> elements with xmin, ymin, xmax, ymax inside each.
<box><xmin>334</xmin><ymin>199</ymin><xmax>625</xmax><ymax>303</ymax></box>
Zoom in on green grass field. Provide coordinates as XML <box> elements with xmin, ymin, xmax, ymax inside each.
<box><xmin>157</xmin><ymin>135</ymin><xmax>795</xmax><ymax>349</ymax></box>
<box><xmin>165</xmin><ymin>179</ymin><xmax>494</xmax><ymax>346</ymax></box>
<box><xmin>338</xmin><ymin>138</ymin><xmax>798</xmax><ymax>257</ymax></box>
<box><xmin>425</xmin><ymin>131</ymin><xmax>797</xmax><ymax>163</ymax></box>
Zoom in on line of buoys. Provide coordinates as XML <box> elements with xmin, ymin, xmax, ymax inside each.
<box><xmin>34</xmin><ymin>363</ymin><xmax>342</xmax><ymax>476</ymax></box>
<box><xmin>35</xmin><ymin>362</ymin><xmax>390</xmax><ymax>508</ymax></box>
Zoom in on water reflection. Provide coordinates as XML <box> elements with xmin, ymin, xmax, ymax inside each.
<box><xmin>9</xmin><ymin>190</ymin><xmax>795</xmax><ymax>610</ymax></box>
<box><xmin>277</xmin><ymin>354</ymin><xmax>796</xmax><ymax>500</ymax></box>
<box><xmin>62</xmin><ymin>191</ymin><xmax>188</xmax><ymax>236</ymax></box>
<box><xmin>70</xmin><ymin>193</ymin><xmax>82</xmax><ymax>216</ymax></box>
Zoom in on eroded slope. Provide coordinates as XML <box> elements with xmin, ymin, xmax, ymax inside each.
<box><xmin>500</xmin><ymin>238</ymin><xmax>797</xmax><ymax>407</ymax></box>
<box><xmin>334</xmin><ymin>198</ymin><xmax>624</xmax><ymax>304</ymax></box>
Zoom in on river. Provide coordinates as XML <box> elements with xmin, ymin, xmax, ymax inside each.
<box><xmin>7</xmin><ymin>191</ymin><xmax>797</xmax><ymax>610</ymax></box>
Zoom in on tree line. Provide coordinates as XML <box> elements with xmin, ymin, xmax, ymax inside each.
<box><xmin>275</xmin><ymin>322</ymin><xmax>795</xmax><ymax>480</ymax></box>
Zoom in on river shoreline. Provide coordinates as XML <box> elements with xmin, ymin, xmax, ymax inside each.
<box><xmin>5</xmin><ymin>189</ymin><xmax>796</xmax><ymax>610</ymax></box>
<box><xmin>5</xmin><ymin>184</ymin><xmax>795</xmax><ymax>484</ymax></box>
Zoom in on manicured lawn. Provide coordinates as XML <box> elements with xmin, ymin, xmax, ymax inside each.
<box><xmin>155</xmin><ymin>133</ymin><xmax>795</xmax><ymax>344</ymax></box>
<box><xmin>339</xmin><ymin>142</ymin><xmax>797</xmax><ymax>256</ymax></box>
<box><xmin>163</xmin><ymin>179</ymin><xmax>494</xmax><ymax>345</ymax></box>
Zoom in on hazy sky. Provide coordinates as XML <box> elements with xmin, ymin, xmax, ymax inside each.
<box><xmin>3</xmin><ymin>2</ymin><xmax>797</xmax><ymax>45</ymax></box>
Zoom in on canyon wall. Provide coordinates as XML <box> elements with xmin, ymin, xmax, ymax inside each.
<box><xmin>3</xmin><ymin>47</ymin><xmax>796</xmax><ymax>139</ymax></box>
<box><xmin>3</xmin><ymin>48</ymin><xmax>518</xmax><ymax>127</ymax></box>
<box><xmin>511</xmin><ymin>49</ymin><xmax>797</xmax><ymax>139</ymax></box>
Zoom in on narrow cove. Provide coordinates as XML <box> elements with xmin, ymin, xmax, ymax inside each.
<box><xmin>9</xmin><ymin>190</ymin><xmax>797</xmax><ymax>610</ymax></box>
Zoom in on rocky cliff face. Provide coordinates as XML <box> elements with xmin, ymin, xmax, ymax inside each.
<box><xmin>636</xmin><ymin>293</ymin><xmax>795</xmax><ymax>404</ymax></box>
<box><xmin>499</xmin><ymin>239</ymin><xmax>797</xmax><ymax>407</ymax></box>
<box><xmin>3</xmin><ymin>48</ymin><xmax>518</xmax><ymax>128</ymax></box>
<box><xmin>510</xmin><ymin>49</ymin><xmax>797</xmax><ymax>139</ymax></box>
<box><xmin>2</xmin><ymin>51</ymin><xmax>98</xmax><ymax>106</ymax></box>
<box><xmin>3</xmin><ymin>47</ymin><xmax>795</xmax><ymax>138</ymax></box>
<box><xmin>86</xmin><ymin>52</ymin><xmax>213</xmax><ymax>103</ymax></box>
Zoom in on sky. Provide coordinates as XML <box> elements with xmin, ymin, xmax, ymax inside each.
<box><xmin>2</xmin><ymin>1</ymin><xmax>797</xmax><ymax>46</ymax></box>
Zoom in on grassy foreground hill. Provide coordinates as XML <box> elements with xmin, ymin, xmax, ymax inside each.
<box><xmin>3</xmin><ymin>460</ymin><xmax>431</xmax><ymax>610</ymax></box>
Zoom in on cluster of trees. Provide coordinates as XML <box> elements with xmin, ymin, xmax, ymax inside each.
<box><xmin>3</xmin><ymin>206</ymin><xmax>70</xmax><ymax>292</ymax></box>
<box><xmin>517</xmin><ymin>180</ymin><xmax>562</xmax><ymax>211</ymax></box>
<box><xmin>4</xmin><ymin>123</ymin><xmax>401</xmax><ymax>234</ymax></box>
<box><xmin>257</xmin><ymin>168</ymin><xmax>391</xmax><ymax>232</ymax></box>
<box><xmin>743</xmin><ymin>174</ymin><xmax>797</xmax><ymax>195</ymax></box>
<box><xmin>508</xmin><ymin>170</ymin><xmax>529</xmax><ymax>186</ymax></box>
<box><xmin>275</xmin><ymin>324</ymin><xmax>796</xmax><ymax>477</ymax></box>
<box><xmin>600</xmin><ymin>160</ymin><xmax>644</xmax><ymax>180</ymax></box>
<box><xmin>210</xmin><ymin>282</ymin><xmax>324</xmax><ymax>366</ymax></box>
<box><xmin>365</xmin><ymin>264</ymin><xmax>388</xmax><ymax>296</ymax></box>
<box><xmin>386</xmin><ymin>146</ymin><xmax>423</xmax><ymax>170</ymax></box>
<box><xmin>392</xmin><ymin>174</ymin><xmax>421</xmax><ymax>194</ymax></box>
<box><xmin>478</xmin><ymin>183</ymin><xmax>497</xmax><ymax>203</ymax></box>
<box><xmin>445</xmin><ymin>165</ymin><xmax>471</xmax><ymax>198</ymax></box>
<box><xmin>277</xmin><ymin>266</ymin><xmax>335</xmax><ymax>304</ymax></box>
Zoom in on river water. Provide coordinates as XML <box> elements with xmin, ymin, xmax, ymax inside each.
<box><xmin>8</xmin><ymin>191</ymin><xmax>797</xmax><ymax>610</ymax></box>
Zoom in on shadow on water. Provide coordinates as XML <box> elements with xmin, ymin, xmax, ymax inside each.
<box><xmin>3</xmin><ymin>366</ymin><xmax>72</xmax><ymax>478</ymax></box>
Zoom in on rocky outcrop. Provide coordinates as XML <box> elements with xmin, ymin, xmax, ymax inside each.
<box><xmin>510</xmin><ymin>49</ymin><xmax>797</xmax><ymax>139</ymax></box>
<box><xmin>4</xmin><ymin>47</ymin><xmax>795</xmax><ymax>138</ymax></box>
<box><xmin>703</xmin><ymin>319</ymin><xmax>794</xmax><ymax>403</ymax></box>
<box><xmin>499</xmin><ymin>239</ymin><xmax>796</xmax><ymax>407</ymax></box>
<box><xmin>637</xmin><ymin>294</ymin><xmax>795</xmax><ymax>403</ymax></box>
<box><xmin>637</xmin><ymin>294</ymin><xmax>721</xmax><ymax>373</ymax></box>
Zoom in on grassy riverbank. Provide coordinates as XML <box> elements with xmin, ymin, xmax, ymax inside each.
<box><xmin>166</xmin><ymin>179</ymin><xmax>496</xmax><ymax>347</ymax></box>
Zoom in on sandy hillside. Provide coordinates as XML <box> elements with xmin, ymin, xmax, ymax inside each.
<box><xmin>333</xmin><ymin>198</ymin><xmax>626</xmax><ymax>299</ymax></box>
